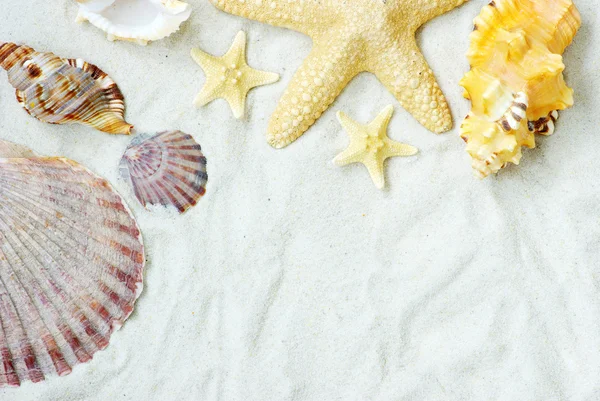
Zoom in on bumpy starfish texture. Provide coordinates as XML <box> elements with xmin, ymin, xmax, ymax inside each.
<box><xmin>191</xmin><ymin>31</ymin><xmax>280</xmax><ymax>119</ymax></box>
<box><xmin>334</xmin><ymin>105</ymin><xmax>417</xmax><ymax>189</ymax></box>
<box><xmin>209</xmin><ymin>0</ymin><xmax>468</xmax><ymax>148</ymax></box>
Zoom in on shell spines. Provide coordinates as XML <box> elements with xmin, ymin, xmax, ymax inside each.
<box><xmin>460</xmin><ymin>0</ymin><xmax>580</xmax><ymax>178</ymax></box>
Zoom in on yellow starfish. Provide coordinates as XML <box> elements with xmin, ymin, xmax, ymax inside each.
<box><xmin>209</xmin><ymin>0</ymin><xmax>468</xmax><ymax>148</ymax></box>
<box><xmin>334</xmin><ymin>105</ymin><xmax>417</xmax><ymax>189</ymax></box>
<box><xmin>191</xmin><ymin>31</ymin><xmax>280</xmax><ymax>119</ymax></box>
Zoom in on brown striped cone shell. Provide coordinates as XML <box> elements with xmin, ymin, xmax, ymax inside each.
<box><xmin>0</xmin><ymin>140</ymin><xmax>144</xmax><ymax>387</ymax></box>
<box><xmin>0</xmin><ymin>42</ymin><xmax>132</xmax><ymax>134</ymax></box>
<box><xmin>119</xmin><ymin>131</ymin><xmax>208</xmax><ymax>214</ymax></box>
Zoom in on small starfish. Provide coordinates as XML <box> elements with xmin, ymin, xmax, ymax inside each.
<box><xmin>191</xmin><ymin>31</ymin><xmax>280</xmax><ymax>119</ymax></box>
<box><xmin>334</xmin><ymin>105</ymin><xmax>417</xmax><ymax>189</ymax></box>
<box><xmin>209</xmin><ymin>0</ymin><xmax>468</xmax><ymax>147</ymax></box>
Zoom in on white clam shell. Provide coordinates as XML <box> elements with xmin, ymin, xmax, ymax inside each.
<box><xmin>76</xmin><ymin>0</ymin><xmax>116</xmax><ymax>13</ymax></box>
<box><xmin>76</xmin><ymin>0</ymin><xmax>192</xmax><ymax>45</ymax></box>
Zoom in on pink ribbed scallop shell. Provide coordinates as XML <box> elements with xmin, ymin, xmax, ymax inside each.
<box><xmin>120</xmin><ymin>131</ymin><xmax>208</xmax><ymax>213</ymax></box>
<box><xmin>0</xmin><ymin>42</ymin><xmax>132</xmax><ymax>134</ymax></box>
<box><xmin>0</xmin><ymin>141</ymin><xmax>144</xmax><ymax>387</ymax></box>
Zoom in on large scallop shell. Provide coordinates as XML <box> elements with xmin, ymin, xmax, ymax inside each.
<box><xmin>459</xmin><ymin>0</ymin><xmax>581</xmax><ymax>178</ymax></box>
<box><xmin>0</xmin><ymin>43</ymin><xmax>132</xmax><ymax>135</ymax></box>
<box><xmin>119</xmin><ymin>131</ymin><xmax>208</xmax><ymax>213</ymax></box>
<box><xmin>0</xmin><ymin>140</ymin><xmax>144</xmax><ymax>387</ymax></box>
<box><xmin>75</xmin><ymin>0</ymin><xmax>192</xmax><ymax>46</ymax></box>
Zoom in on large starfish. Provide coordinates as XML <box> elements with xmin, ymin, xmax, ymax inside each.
<box><xmin>209</xmin><ymin>0</ymin><xmax>469</xmax><ymax>148</ymax></box>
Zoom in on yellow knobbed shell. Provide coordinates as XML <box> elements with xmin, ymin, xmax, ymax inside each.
<box><xmin>460</xmin><ymin>0</ymin><xmax>580</xmax><ymax>178</ymax></box>
<box><xmin>0</xmin><ymin>42</ymin><xmax>132</xmax><ymax>134</ymax></box>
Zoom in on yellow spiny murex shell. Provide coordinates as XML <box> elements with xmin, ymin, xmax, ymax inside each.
<box><xmin>460</xmin><ymin>0</ymin><xmax>581</xmax><ymax>178</ymax></box>
<box><xmin>0</xmin><ymin>42</ymin><xmax>132</xmax><ymax>134</ymax></box>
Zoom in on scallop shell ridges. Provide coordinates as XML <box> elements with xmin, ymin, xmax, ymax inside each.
<box><xmin>459</xmin><ymin>0</ymin><xmax>581</xmax><ymax>178</ymax></box>
<box><xmin>0</xmin><ymin>142</ymin><xmax>144</xmax><ymax>387</ymax></box>
<box><xmin>120</xmin><ymin>131</ymin><xmax>208</xmax><ymax>213</ymax></box>
<box><xmin>0</xmin><ymin>43</ymin><xmax>132</xmax><ymax>135</ymax></box>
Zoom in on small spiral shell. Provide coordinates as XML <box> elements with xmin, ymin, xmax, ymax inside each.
<box><xmin>528</xmin><ymin>110</ymin><xmax>559</xmax><ymax>136</ymax></box>
<box><xmin>497</xmin><ymin>92</ymin><xmax>528</xmax><ymax>132</ymax></box>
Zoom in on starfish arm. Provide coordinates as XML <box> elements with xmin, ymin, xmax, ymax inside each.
<box><xmin>267</xmin><ymin>37</ymin><xmax>363</xmax><ymax>148</ymax></box>
<box><xmin>223</xmin><ymin>88</ymin><xmax>248</xmax><ymax>119</ymax></box>
<box><xmin>372</xmin><ymin>40</ymin><xmax>453</xmax><ymax>134</ymax></box>
<box><xmin>209</xmin><ymin>0</ymin><xmax>330</xmax><ymax>36</ymax></box>
<box><xmin>333</xmin><ymin>146</ymin><xmax>366</xmax><ymax>166</ymax></box>
<box><xmin>382</xmin><ymin>140</ymin><xmax>418</xmax><ymax>158</ymax></box>
<box><xmin>225</xmin><ymin>69</ymin><xmax>278</xmax><ymax>117</ymax></box>
<box><xmin>369</xmin><ymin>105</ymin><xmax>394</xmax><ymax>135</ymax></box>
<box><xmin>365</xmin><ymin>155</ymin><xmax>386</xmax><ymax>190</ymax></box>
<box><xmin>193</xmin><ymin>82</ymin><xmax>223</xmax><ymax>108</ymax></box>
<box><xmin>228</xmin><ymin>31</ymin><xmax>247</xmax><ymax>62</ymax></box>
<box><xmin>190</xmin><ymin>49</ymin><xmax>226</xmax><ymax>108</ymax></box>
<box><xmin>191</xmin><ymin>48</ymin><xmax>223</xmax><ymax>76</ymax></box>
<box><xmin>412</xmin><ymin>0</ymin><xmax>470</xmax><ymax>25</ymax></box>
<box><xmin>333</xmin><ymin>146</ymin><xmax>387</xmax><ymax>189</ymax></box>
<box><xmin>337</xmin><ymin>111</ymin><xmax>368</xmax><ymax>141</ymax></box>
<box><xmin>243</xmin><ymin>69</ymin><xmax>280</xmax><ymax>91</ymax></box>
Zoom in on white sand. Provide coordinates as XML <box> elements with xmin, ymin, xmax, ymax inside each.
<box><xmin>1</xmin><ymin>0</ymin><xmax>600</xmax><ymax>399</ymax></box>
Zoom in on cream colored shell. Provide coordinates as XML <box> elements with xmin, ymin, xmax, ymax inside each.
<box><xmin>75</xmin><ymin>0</ymin><xmax>191</xmax><ymax>46</ymax></box>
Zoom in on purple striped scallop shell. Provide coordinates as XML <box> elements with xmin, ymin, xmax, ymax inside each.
<box><xmin>119</xmin><ymin>131</ymin><xmax>208</xmax><ymax>213</ymax></box>
<box><xmin>0</xmin><ymin>140</ymin><xmax>144</xmax><ymax>387</ymax></box>
<box><xmin>0</xmin><ymin>42</ymin><xmax>132</xmax><ymax>135</ymax></box>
